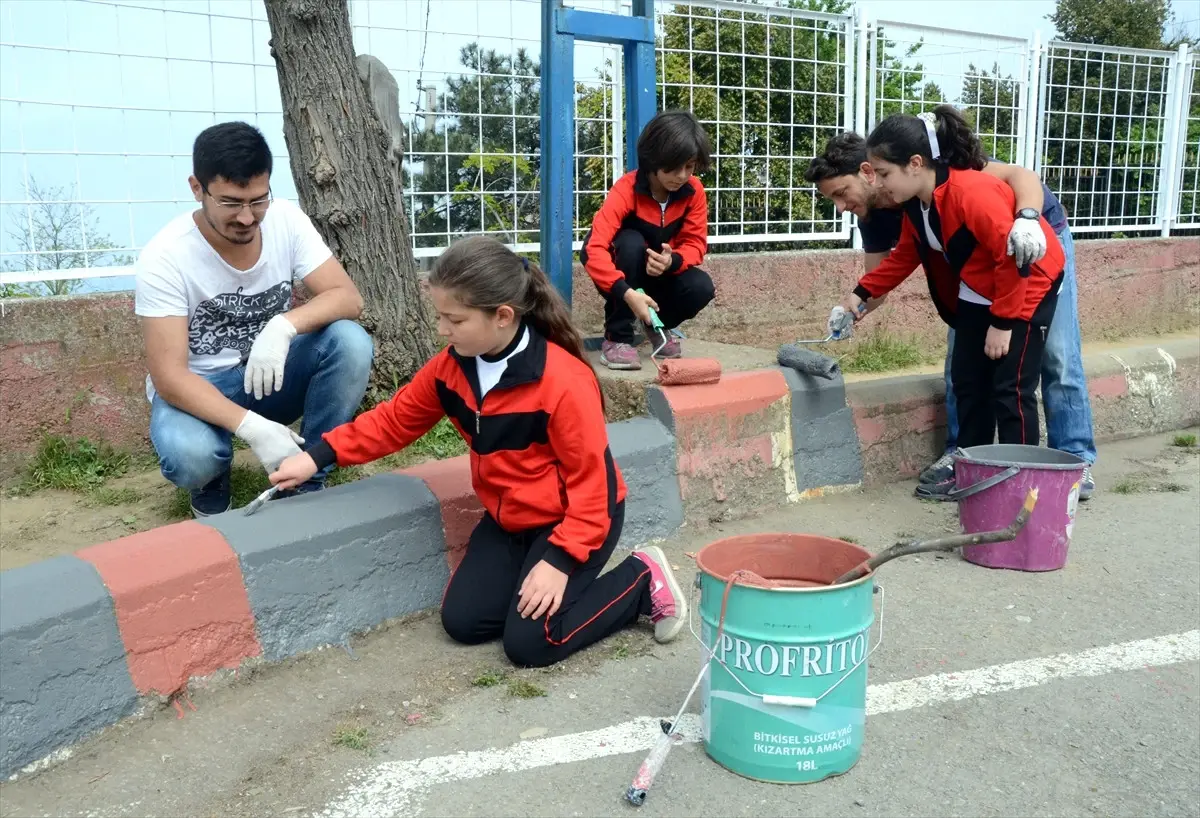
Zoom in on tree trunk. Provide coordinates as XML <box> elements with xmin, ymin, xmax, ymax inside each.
<box><xmin>263</xmin><ymin>0</ymin><xmax>436</xmax><ymax>403</ymax></box>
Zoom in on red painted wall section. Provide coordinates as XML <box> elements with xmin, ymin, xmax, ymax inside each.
<box><xmin>76</xmin><ymin>521</ymin><xmax>261</xmax><ymax>697</ymax></box>
<box><xmin>1</xmin><ymin>239</ymin><xmax>1195</xmax><ymax>477</ymax></box>
<box><xmin>400</xmin><ymin>455</ymin><xmax>484</xmax><ymax>572</ymax></box>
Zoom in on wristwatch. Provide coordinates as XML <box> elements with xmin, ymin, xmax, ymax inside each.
<box><xmin>1017</xmin><ymin>207</ymin><xmax>1040</xmax><ymax>220</ymax></box>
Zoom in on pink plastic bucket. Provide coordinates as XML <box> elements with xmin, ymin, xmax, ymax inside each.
<box><xmin>948</xmin><ymin>445</ymin><xmax>1086</xmax><ymax>572</ymax></box>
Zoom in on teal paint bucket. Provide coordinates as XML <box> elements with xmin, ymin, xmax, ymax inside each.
<box><xmin>693</xmin><ymin>533</ymin><xmax>882</xmax><ymax>784</ymax></box>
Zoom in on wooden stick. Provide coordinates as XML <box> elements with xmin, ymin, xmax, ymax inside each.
<box><xmin>832</xmin><ymin>488</ymin><xmax>1040</xmax><ymax>585</ymax></box>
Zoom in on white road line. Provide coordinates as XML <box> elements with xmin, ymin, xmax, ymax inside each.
<box><xmin>317</xmin><ymin>630</ymin><xmax>1200</xmax><ymax>818</ymax></box>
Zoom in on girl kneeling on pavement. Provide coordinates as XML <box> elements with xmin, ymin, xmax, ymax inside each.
<box><xmin>270</xmin><ymin>235</ymin><xmax>686</xmax><ymax>668</ymax></box>
<box><xmin>842</xmin><ymin>105</ymin><xmax>1065</xmax><ymax>455</ymax></box>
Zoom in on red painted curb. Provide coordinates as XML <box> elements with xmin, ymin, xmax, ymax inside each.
<box><xmin>76</xmin><ymin>521</ymin><xmax>261</xmax><ymax>696</ymax></box>
<box><xmin>651</xmin><ymin>369</ymin><xmax>791</xmax><ymax>519</ymax></box>
<box><xmin>655</xmin><ymin>368</ymin><xmax>789</xmax><ymax>422</ymax></box>
<box><xmin>399</xmin><ymin>455</ymin><xmax>483</xmax><ymax>572</ymax></box>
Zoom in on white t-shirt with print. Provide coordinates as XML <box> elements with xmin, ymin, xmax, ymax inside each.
<box><xmin>133</xmin><ymin>198</ymin><xmax>333</xmax><ymax>401</ymax></box>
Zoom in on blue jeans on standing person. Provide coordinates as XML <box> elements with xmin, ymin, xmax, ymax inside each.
<box><xmin>149</xmin><ymin>320</ymin><xmax>374</xmax><ymax>514</ymax></box>
<box><xmin>942</xmin><ymin>227</ymin><xmax>1097</xmax><ymax>465</ymax></box>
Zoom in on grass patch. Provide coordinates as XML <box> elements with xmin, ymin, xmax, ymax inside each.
<box><xmin>19</xmin><ymin>435</ymin><xmax>134</xmax><ymax>493</ymax></box>
<box><xmin>470</xmin><ymin>669</ymin><xmax>508</xmax><ymax>688</ymax></box>
<box><xmin>836</xmin><ymin>535</ymin><xmax>859</xmax><ymax>544</ymax></box>
<box><xmin>325</xmin><ymin>465</ymin><xmax>365</xmax><ymax>487</ymax></box>
<box><xmin>840</xmin><ymin>332</ymin><xmax>933</xmax><ymax>374</ymax></box>
<box><xmin>405</xmin><ymin>417</ymin><xmax>467</xmax><ymax>462</ymax></box>
<box><xmin>507</xmin><ymin>678</ymin><xmax>547</xmax><ymax>699</ymax></box>
<box><xmin>167</xmin><ymin>462</ymin><xmax>272</xmax><ymax>519</ymax></box>
<box><xmin>1172</xmin><ymin>433</ymin><xmax>1197</xmax><ymax>448</ymax></box>
<box><xmin>1111</xmin><ymin>476</ymin><xmax>1145</xmax><ymax>495</ymax></box>
<box><xmin>331</xmin><ymin>724</ymin><xmax>372</xmax><ymax>752</ymax></box>
<box><xmin>87</xmin><ymin>486</ymin><xmax>142</xmax><ymax>507</ymax></box>
<box><xmin>1112</xmin><ymin>475</ymin><xmax>1189</xmax><ymax>495</ymax></box>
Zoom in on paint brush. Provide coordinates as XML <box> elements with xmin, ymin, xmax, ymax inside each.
<box><xmin>243</xmin><ymin>485</ymin><xmax>279</xmax><ymax>517</ymax></box>
<box><xmin>624</xmin><ymin>661</ymin><xmax>709</xmax><ymax>806</ymax></box>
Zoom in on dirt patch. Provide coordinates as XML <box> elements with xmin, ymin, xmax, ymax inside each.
<box><xmin>599</xmin><ymin>377</ymin><xmax>648</xmax><ymax>422</ymax></box>
<box><xmin>1</xmin><ymin>466</ymin><xmax>181</xmax><ymax>570</ymax></box>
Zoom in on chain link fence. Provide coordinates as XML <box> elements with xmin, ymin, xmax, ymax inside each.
<box><xmin>0</xmin><ymin>0</ymin><xmax>1196</xmax><ymax>291</ymax></box>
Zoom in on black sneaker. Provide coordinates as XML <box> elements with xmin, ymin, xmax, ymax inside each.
<box><xmin>915</xmin><ymin>475</ymin><xmax>956</xmax><ymax>500</ymax></box>
<box><xmin>1079</xmin><ymin>466</ymin><xmax>1095</xmax><ymax>501</ymax></box>
<box><xmin>190</xmin><ymin>470</ymin><xmax>232</xmax><ymax>518</ymax></box>
<box><xmin>918</xmin><ymin>451</ymin><xmax>956</xmax><ymax>485</ymax></box>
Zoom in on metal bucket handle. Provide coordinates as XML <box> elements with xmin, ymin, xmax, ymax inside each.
<box><xmin>945</xmin><ymin>464</ymin><xmax>1021</xmax><ymax>502</ymax></box>
<box><xmin>687</xmin><ymin>575</ymin><xmax>885</xmax><ymax>709</ymax></box>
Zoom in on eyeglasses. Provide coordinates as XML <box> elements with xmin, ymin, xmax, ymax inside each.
<box><xmin>204</xmin><ymin>187</ymin><xmax>273</xmax><ymax>217</ymax></box>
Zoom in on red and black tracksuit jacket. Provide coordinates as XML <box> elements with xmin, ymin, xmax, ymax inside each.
<box><xmin>582</xmin><ymin>169</ymin><xmax>709</xmax><ymax>301</ymax></box>
<box><xmin>855</xmin><ymin>164</ymin><xmax>1065</xmax><ymax>329</ymax></box>
<box><xmin>306</xmin><ymin>327</ymin><xmax>627</xmax><ymax>573</ymax></box>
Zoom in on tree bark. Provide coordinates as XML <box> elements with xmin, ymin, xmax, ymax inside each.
<box><xmin>263</xmin><ymin>0</ymin><xmax>435</xmax><ymax>403</ymax></box>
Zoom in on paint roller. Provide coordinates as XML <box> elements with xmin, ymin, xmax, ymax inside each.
<box><xmin>777</xmin><ymin>304</ymin><xmax>863</xmax><ymax>380</ymax></box>
<box><xmin>640</xmin><ymin>289</ymin><xmax>722</xmax><ymax>386</ymax></box>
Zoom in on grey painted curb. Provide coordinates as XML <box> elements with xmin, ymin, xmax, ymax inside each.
<box><xmin>607</xmin><ymin>416</ymin><xmax>685</xmax><ymax>546</ymax></box>
<box><xmin>0</xmin><ymin>555</ymin><xmax>137</xmax><ymax>779</ymax></box>
<box><xmin>779</xmin><ymin>367</ymin><xmax>865</xmax><ymax>491</ymax></box>
<box><xmin>204</xmin><ymin>474</ymin><xmax>448</xmax><ymax>661</ymax></box>
<box><xmin>644</xmin><ymin>385</ymin><xmax>676</xmax><ymax>435</ymax></box>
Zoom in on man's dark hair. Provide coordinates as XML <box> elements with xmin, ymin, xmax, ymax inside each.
<box><xmin>636</xmin><ymin>110</ymin><xmax>712</xmax><ymax>174</ymax></box>
<box><xmin>804</xmin><ymin>132</ymin><xmax>868</xmax><ymax>184</ymax></box>
<box><xmin>192</xmin><ymin>121</ymin><xmax>273</xmax><ymax>188</ymax></box>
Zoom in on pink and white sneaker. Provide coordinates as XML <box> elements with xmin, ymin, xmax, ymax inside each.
<box><xmin>632</xmin><ymin>545</ymin><xmax>688</xmax><ymax>643</ymax></box>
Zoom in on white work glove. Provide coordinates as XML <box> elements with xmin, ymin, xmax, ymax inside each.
<box><xmin>1006</xmin><ymin>217</ymin><xmax>1047</xmax><ymax>269</ymax></box>
<box><xmin>244</xmin><ymin>314</ymin><xmax>297</xmax><ymax>400</ymax></box>
<box><xmin>235</xmin><ymin>410</ymin><xmax>305</xmax><ymax>472</ymax></box>
<box><xmin>828</xmin><ymin>305</ymin><xmax>856</xmax><ymax>340</ymax></box>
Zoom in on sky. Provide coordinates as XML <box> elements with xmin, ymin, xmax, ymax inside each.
<box><xmin>0</xmin><ymin>0</ymin><xmax>1194</xmax><ymax>294</ymax></box>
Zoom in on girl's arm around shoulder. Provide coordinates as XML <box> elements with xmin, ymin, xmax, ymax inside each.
<box><xmin>307</xmin><ymin>350</ymin><xmax>450</xmax><ymax>471</ymax></box>
<box><xmin>943</xmin><ymin>173</ymin><xmax>1029</xmax><ymax>328</ymax></box>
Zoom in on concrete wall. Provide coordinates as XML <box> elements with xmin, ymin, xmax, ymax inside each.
<box><xmin>573</xmin><ymin>236</ymin><xmax>1200</xmax><ymax>348</ymax></box>
<box><xmin>4</xmin><ymin>238</ymin><xmax>1194</xmax><ymax>475</ymax></box>
<box><xmin>1</xmin><ymin>335</ymin><xmax>1197</xmax><ymax>778</ymax></box>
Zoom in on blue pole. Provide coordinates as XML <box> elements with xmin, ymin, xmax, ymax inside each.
<box><xmin>539</xmin><ymin>1</ymin><xmax>576</xmax><ymax>306</ymax></box>
<box><xmin>539</xmin><ymin>0</ymin><xmax>657</xmax><ymax>306</ymax></box>
<box><xmin>625</xmin><ymin>0</ymin><xmax>657</xmax><ymax>169</ymax></box>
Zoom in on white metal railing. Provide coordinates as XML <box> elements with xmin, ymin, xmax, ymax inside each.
<box><xmin>0</xmin><ymin>0</ymin><xmax>1196</xmax><ymax>292</ymax></box>
<box><xmin>654</xmin><ymin>0</ymin><xmax>855</xmax><ymax>245</ymax></box>
<box><xmin>1172</xmin><ymin>53</ymin><xmax>1200</xmax><ymax>229</ymax></box>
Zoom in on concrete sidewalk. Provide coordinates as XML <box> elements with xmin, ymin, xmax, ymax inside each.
<box><xmin>2</xmin><ymin>431</ymin><xmax>1197</xmax><ymax>818</ymax></box>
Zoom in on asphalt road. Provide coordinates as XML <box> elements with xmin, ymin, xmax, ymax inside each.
<box><xmin>2</xmin><ymin>431</ymin><xmax>1198</xmax><ymax>818</ymax></box>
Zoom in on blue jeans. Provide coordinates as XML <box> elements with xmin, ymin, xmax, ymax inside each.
<box><xmin>149</xmin><ymin>320</ymin><xmax>374</xmax><ymax>496</ymax></box>
<box><xmin>943</xmin><ymin>227</ymin><xmax>1097</xmax><ymax>464</ymax></box>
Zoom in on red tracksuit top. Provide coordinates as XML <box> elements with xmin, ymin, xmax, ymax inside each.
<box><xmin>855</xmin><ymin>165</ymin><xmax>1065</xmax><ymax>329</ymax></box>
<box><xmin>306</xmin><ymin>326</ymin><xmax>627</xmax><ymax>572</ymax></box>
<box><xmin>583</xmin><ymin>169</ymin><xmax>709</xmax><ymax>300</ymax></box>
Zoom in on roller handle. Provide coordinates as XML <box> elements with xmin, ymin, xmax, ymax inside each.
<box><xmin>761</xmin><ymin>694</ymin><xmax>818</xmax><ymax>708</ymax></box>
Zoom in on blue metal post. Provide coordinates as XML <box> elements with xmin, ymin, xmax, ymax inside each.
<box><xmin>540</xmin><ymin>1</ymin><xmax>576</xmax><ymax>305</ymax></box>
<box><xmin>539</xmin><ymin>0</ymin><xmax>658</xmax><ymax>306</ymax></box>
<box><xmin>625</xmin><ymin>0</ymin><xmax>657</xmax><ymax>170</ymax></box>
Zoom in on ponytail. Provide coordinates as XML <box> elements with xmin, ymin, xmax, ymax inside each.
<box><xmin>866</xmin><ymin>104</ymin><xmax>986</xmax><ymax>171</ymax></box>
<box><xmin>522</xmin><ymin>258</ymin><xmax>590</xmax><ymax>367</ymax></box>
